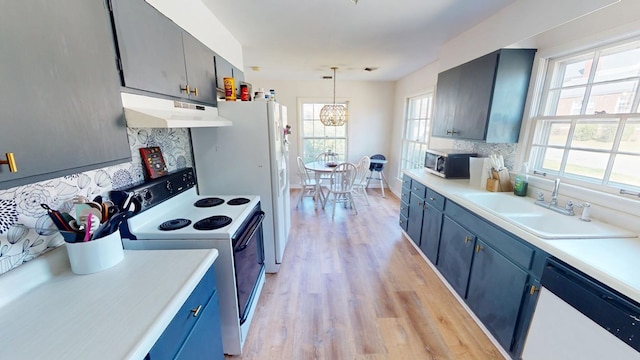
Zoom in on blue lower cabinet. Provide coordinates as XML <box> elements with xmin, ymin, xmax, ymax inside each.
<box><xmin>436</xmin><ymin>216</ymin><xmax>475</xmax><ymax>297</ymax></box>
<box><xmin>174</xmin><ymin>292</ymin><xmax>224</xmax><ymax>360</ymax></box>
<box><xmin>147</xmin><ymin>265</ymin><xmax>223</xmax><ymax>359</ymax></box>
<box><xmin>418</xmin><ymin>203</ymin><xmax>443</xmax><ymax>264</ymax></box>
<box><xmin>466</xmin><ymin>238</ymin><xmax>529</xmax><ymax>351</ymax></box>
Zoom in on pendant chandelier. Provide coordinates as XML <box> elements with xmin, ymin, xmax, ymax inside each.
<box><xmin>319</xmin><ymin>67</ymin><xmax>348</xmax><ymax>126</ymax></box>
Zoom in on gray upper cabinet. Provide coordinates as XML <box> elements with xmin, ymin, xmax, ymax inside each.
<box><xmin>0</xmin><ymin>0</ymin><xmax>131</xmax><ymax>190</ymax></box>
<box><xmin>214</xmin><ymin>55</ymin><xmax>234</xmax><ymax>92</ymax></box>
<box><xmin>110</xmin><ymin>0</ymin><xmax>186</xmax><ymax>99</ymax></box>
<box><xmin>110</xmin><ymin>0</ymin><xmax>217</xmax><ymax>105</ymax></box>
<box><xmin>183</xmin><ymin>33</ymin><xmax>217</xmax><ymax>105</ymax></box>
<box><xmin>432</xmin><ymin>49</ymin><xmax>536</xmax><ymax>143</ymax></box>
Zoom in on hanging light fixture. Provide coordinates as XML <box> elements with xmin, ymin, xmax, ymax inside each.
<box><xmin>320</xmin><ymin>67</ymin><xmax>348</xmax><ymax>126</ymax></box>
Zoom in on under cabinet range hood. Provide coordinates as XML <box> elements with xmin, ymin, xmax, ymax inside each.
<box><xmin>120</xmin><ymin>93</ymin><xmax>232</xmax><ymax>128</ymax></box>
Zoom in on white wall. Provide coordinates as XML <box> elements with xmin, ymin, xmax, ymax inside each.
<box><xmin>245</xmin><ymin>79</ymin><xmax>395</xmax><ymax>187</ymax></box>
<box><xmin>389</xmin><ymin>0</ymin><xmax>638</xmax><ymax>197</ymax></box>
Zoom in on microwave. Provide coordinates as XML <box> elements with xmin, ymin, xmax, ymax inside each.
<box><xmin>424</xmin><ymin>149</ymin><xmax>477</xmax><ymax>178</ymax></box>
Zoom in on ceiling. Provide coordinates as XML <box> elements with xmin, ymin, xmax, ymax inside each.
<box><xmin>201</xmin><ymin>0</ymin><xmax>516</xmax><ymax>81</ymax></box>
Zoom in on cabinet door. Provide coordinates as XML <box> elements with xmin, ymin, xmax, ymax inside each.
<box><xmin>436</xmin><ymin>216</ymin><xmax>475</xmax><ymax>297</ymax></box>
<box><xmin>419</xmin><ymin>204</ymin><xmax>443</xmax><ymax>264</ymax></box>
<box><xmin>0</xmin><ymin>0</ymin><xmax>130</xmax><ymax>189</ymax></box>
<box><xmin>175</xmin><ymin>292</ymin><xmax>224</xmax><ymax>360</ymax></box>
<box><xmin>452</xmin><ymin>51</ymin><xmax>497</xmax><ymax>140</ymax></box>
<box><xmin>214</xmin><ymin>55</ymin><xmax>234</xmax><ymax>91</ymax></box>
<box><xmin>111</xmin><ymin>0</ymin><xmax>187</xmax><ymax>98</ymax></box>
<box><xmin>466</xmin><ymin>238</ymin><xmax>528</xmax><ymax>351</ymax></box>
<box><xmin>406</xmin><ymin>193</ymin><xmax>424</xmax><ymax>246</ymax></box>
<box><xmin>432</xmin><ymin>65</ymin><xmax>461</xmax><ymax>137</ymax></box>
<box><xmin>182</xmin><ymin>32</ymin><xmax>217</xmax><ymax>105</ymax></box>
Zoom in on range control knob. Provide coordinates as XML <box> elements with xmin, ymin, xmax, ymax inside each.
<box><xmin>166</xmin><ymin>180</ymin><xmax>173</xmax><ymax>193</ymax></box>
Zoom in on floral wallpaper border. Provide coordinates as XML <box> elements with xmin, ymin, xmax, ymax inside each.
<box><xmin>0</xmin><ymin>128</ymin><xmax>192</xmax><ymax>275</ymax></box>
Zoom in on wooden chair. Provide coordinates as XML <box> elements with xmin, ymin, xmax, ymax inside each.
<box><xmin>296</xmin><ymin>156</ymin><xmax>323</xmax><ymax>207</ymax></box>
<box><xmin>352</xmin><ymin>155</ymin><xmax>371</xmax><ymax>206</ymax></box>
<box><xmin>322</xmin><ymin>162</ymin><xmax>358</xmax><ymax>218</ymax></box>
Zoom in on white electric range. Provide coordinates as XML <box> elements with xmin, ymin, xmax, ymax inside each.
<box><xmin>112</xmin><ymin>168</ymin><xmax>265</xmax><ymax>356</ymax></box>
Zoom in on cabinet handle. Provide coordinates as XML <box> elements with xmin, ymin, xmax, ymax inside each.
<box><xmin>475</xmin><ymin>244</ymin><xmax>484</xmax><ymax>253</ymax></box>
<box><xmin>180</xmin><ymin>84</ymin><xmax>191</xmax><ymax>94</ymax></box>
<box><xmin>191</xmin><ymin>304</ymin><xmax>202</xmax><ymax>317</ymax></box>
<box><xmin>189</xmin><ymin>87</ymin><xmax>199</xmax><ymax>97</ymax></box>
<box><xmin>530</xmin><ymin>285</ymin><xmax>539</xmax><ymax>296</ymax></box>
<box><xmin>446</xmin><ymin>129</ymin><xmax>458</xmax><ymax>135</ymax></box>
<box><xmin>0</xmin><ymin>152</ymin><xmax>18</xmax><ymax>172</ymax></box>
<box><xmin>464</xmin><ymin>236</ymin><xmax>471</xmax><ymax>243</ymax></box>
<box><xmin>429</xmin><ymin>197</ymin><xmax>435</xmax><ymax>201</ymax></box>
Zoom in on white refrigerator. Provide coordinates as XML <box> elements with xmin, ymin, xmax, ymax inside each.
<box><xmin>191</xmin><ymin>101</ymin><xmax>291</xmax><ymax>273</ymax></box>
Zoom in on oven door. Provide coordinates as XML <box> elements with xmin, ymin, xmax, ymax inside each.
<box><xmin>232</xmin><ymin>206</ymin><xmax>265</xmax><ymax>324</ymax></box>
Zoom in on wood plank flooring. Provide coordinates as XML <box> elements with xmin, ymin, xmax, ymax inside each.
<box><xmin>228</xmin><ymin>189</ymin><xmax>503</xmax><ymax>359</ymax></box>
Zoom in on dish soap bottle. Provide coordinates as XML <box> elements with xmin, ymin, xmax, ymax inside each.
<box><xmin>513</xmin><ymin>162</ymin><xmax>529</xmax><ymax>197</ymax></box>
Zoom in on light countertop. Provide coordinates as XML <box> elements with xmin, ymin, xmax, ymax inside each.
<box><xmin>0</xmin><ymin>245</ymin><xmax>218</xmax><ymax>359</ymax></box>
<box><xmin>404</xmin><ymin>169</ymin><xmax>640</xmax><ymax>304</ymax></box>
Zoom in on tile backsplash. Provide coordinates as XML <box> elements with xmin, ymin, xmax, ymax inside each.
<box><xmin>454</xmin><ymin>140</ymin><xmax>518</xmax><ymax>170</ymax></box>
<box><xmin>0</xmin><ymin>128</ymin><xmax>192</xmax><ymax>275</ymax></box>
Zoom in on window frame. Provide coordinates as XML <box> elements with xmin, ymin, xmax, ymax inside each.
<box><xmin>399</xmin><ymin>92</ymin><xmax>434</xmax><ymax>179</ymax></box>
<box><xmin>298</xmin><ymin>98</ymin><xmax>349</xmax><ymax>164</ymax></box>
<box><xmin>523</xmin><ymin>37</ymin><xmax>640</xmax><ymax>194</ymax></box>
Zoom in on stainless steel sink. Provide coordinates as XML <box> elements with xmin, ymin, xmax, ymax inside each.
<box><xmin>461</xmin><ymin>192</ymin><xmax>638</xmax><ymax>240</ymax></box>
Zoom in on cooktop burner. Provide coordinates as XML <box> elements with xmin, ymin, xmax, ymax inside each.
<box><xmin>227</xmin><ymin>197</ymin><xmax>250</xmax><ymax>206</ymax></box>
<box><xmin>194</xmin><ymin>197</ymin><xmax>225</xmax><ymax>207</ymax></box>
<box><xmin>193</xmin><ymin>215</ymin><xmax>233</xmax><ymax>230</ymax></box>
<box><xmin>158</xmin><ymin>218</ymin><xmax>192</xmax><ymax>231</ymax></box>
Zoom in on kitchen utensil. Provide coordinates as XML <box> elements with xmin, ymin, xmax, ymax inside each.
<box><xmin>41</xmin><ymin>204</ymin><xmax>74</xmax><ymax>232</ymax></box>
<box><xmin>84</xmin><ymin>213</ymin><xmax>93</xmax><ymax>242</ymax></box>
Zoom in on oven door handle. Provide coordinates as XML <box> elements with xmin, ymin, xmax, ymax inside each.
<box><xmin>235</xmin><ymin>211</ymin><xmax>265</xmax><ymax>252</ymax></box>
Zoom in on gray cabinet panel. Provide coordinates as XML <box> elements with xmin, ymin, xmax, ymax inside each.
<box><xmin>0</xmin><ymin>0</ymin><xmax>130</xmax><ymax>189</ymax></box>
<box><xmin>182</xmin><ymin>33</ymin><xmax>217</xmax><ymax>105</ymax></box>
<box><xmin>214</xmin><ymin>55</ymin><xmax>234</xmax><ymax>91</ymax></box>
<box><xmin>419</xmin><ymin>203</ymin><xmax>443</xmax><ymax>264</ymax></box>
<box><xmin>437</xmin><ymin>216</ymin><xmax>475</xmax><ymax>297</ymax></box>
<box><xmin>407</xmin><ymin>193</ymin><xmax>424</xmax><ymax>246</ymax></box>
<box><xmin>467</xmin><ymin>238</ymin><xmax>529</xmax><ymax>351</ymax></box>
<box><xmin>111</xmin><ymin>0</ymin><xmax>187</xmax><ymax>98</ymax></box>
<box><xmin>432</xmin><ymin>48</ymin><xmax>536</xmax><ymax>143</ymax></box>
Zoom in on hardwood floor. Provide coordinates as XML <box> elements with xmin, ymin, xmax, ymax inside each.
<box><xmin>228</xmin><ymin>189</ymin><xmax>503</xmax><ymax>359</ymax></box>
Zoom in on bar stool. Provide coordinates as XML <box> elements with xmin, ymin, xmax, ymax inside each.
<box><xmin>366</xmin><ymin>154</ymin><xmax>389</xmax><ymax>197</ymax></box>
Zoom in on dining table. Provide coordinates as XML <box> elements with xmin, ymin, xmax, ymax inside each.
<box><xmin>304</xmin><ymin>161</ymin><xmax>341</xmax><ymax>203</ymax></box>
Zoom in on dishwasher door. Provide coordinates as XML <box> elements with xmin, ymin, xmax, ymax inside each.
<box><xmin>522</xmin><ymin>259</ymin><xmax>640</xmax><ymax>359</ymax></box>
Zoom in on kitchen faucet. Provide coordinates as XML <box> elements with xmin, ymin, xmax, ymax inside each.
<box><xmin>550</xmin><ymin>178</ymin><xmax>560</xmax><ymax>206</ymax></box>
<box><xmin>535</xmin><ymin>178</ymin><xmax>575</xmax><ymax>216</ymax></box>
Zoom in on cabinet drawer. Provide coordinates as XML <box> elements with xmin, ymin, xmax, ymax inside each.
<box><xmin>400</xmin><ymin>201</ymin><xmax>409</xmax><ymax>218</ymax></box>
<box><xmin>148</xmin><ymin>265</ymin><xmax>217</xmax><ymax>359</ymax></box>
<box><xmin>399</xmin><ymin>213</ymin><xmax>408</xmax><ymax>231</ymax></box>
<box><xmin>401</xmin><ymin>187</ymin><xmax>410</xmax><ymax>204</ymax></box>
<box><xmin>402</xmin><ymin>174</ymin><xmax>412</xmax><ymax>190</ymax></box>
<box><xmin>410</xmin><ymin>181</ymin><xmax>426</xmax><ymax>199</ymax></box>
<box><xmin>425</xmin><ymin>189</ymin><xmax>445</xmax><ymax>211</ymax></box>
<box><xmin>445</xmin><ymin>201</ymin><xmax>534</xmax><ymax>270</ymax></box>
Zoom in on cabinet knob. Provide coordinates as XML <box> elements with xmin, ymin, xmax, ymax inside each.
<box><xmin>0</xmin><ymin>152</ymin><xmax>17</xmax><ymax>172</ymax></box>
<box><xmin>429</xmin><ymin>197</ymin><xmax>435</xmax><ymax>201</ymax></box>
<box><xmin>464</xmin><ymin>236</ymin><xmax>471</xmax><ymax>243</ymax></box>
<box><xmin>475</xmin><ymin>244</ymin><xmax>484</xmax><ymax>253</ymax></box>
<box><xmin>189</xmin><ymin>87</ymin><xmax>199</xmax><ymax>97</ymax></box>
<box><xmin>180</xmin><ymin>84</ymin><xmax>191</xmax><ymax>94</ymax></box>
<box><xmin>191</xmin><ymin>304</ymin><xmax>202</xmax><ymax>317</ymax></box>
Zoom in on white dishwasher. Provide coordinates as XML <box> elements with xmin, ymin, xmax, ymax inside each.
<box><xmin>522</xmin><ymin>258</ymin><xmax>640</xmax><ymax>360</ymax></box>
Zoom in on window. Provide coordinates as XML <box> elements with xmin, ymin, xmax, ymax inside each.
<box><xmin>300</xmin><ymin>102</ymin><xmax>347</xmax><ymax>163</ymax></box>
<box><xmin>400</xmin><ymin>93</ymin><xmax>433</xmax><ymax>177</ymax></box>
<box><xmin>529</xmin><ymin>38</ymin><xmax>640</xmax><ymax>191</ymax></box>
